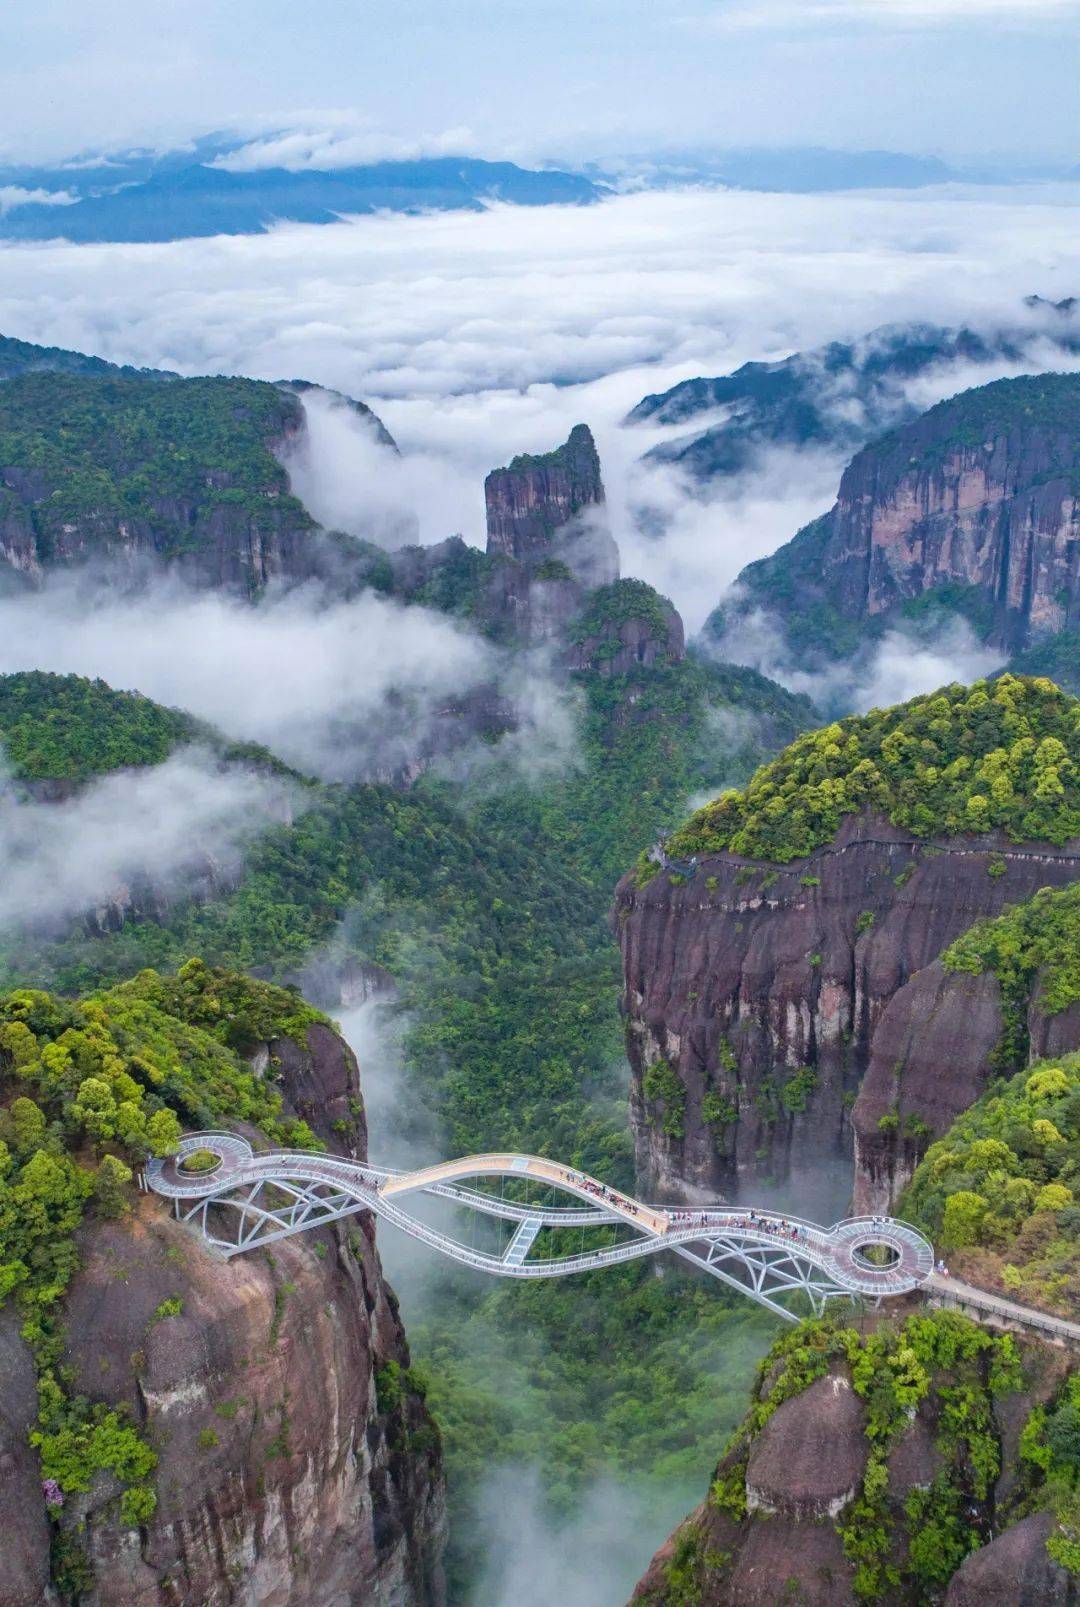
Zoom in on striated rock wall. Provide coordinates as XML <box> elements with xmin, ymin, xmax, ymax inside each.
<box><xmin>484</xmin><ymin>424</ymin><xmax>618</xmax><ymax>586</ymax></box>
<box><xmin>614</xmin><ymin>811</ymin><xmax>1080</xmax><ymax>1207</ymax></box>
<box><xmin>0</xmin><ymin>1020</ymin><xmax>446</xmax><ymax>1607</ymax></box>
<box><xmin>720</xmin><ymin>375</ymin><xmax>1080</xmax><ymax>664</ymax></box>
<box><xmin>853</xmin><ymin>961</ymin><xmax>1080</xmax><ymax>1213</ymax></box>
<box><xmin>823</xmin><ymin>419</ymin><xmax>1080</xmax><ymax>650</ymax></box>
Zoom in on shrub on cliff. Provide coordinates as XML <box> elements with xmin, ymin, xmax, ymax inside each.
<box><xmin>0</xmin><ymin>961</ymin><xmax>324</xmax><ymax>1526</ymax></box>
<box><xmin>902</xmin><ymin>1050</ymin><xmax>1080</xmax><ymax>1316</ymax></box>
<box><xmin>943</xmin><ymin>883</ymin><xmax>1080</xmax><ymax>1070</ymax></box>
<box><xmin>667</xmin><ymin>675</ymin><xmax>1080</xmax><ymax>863</ymax></box>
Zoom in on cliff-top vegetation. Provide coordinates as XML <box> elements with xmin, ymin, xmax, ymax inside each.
<box><xmin>903</xmin><ymin>1049</ymin><xmax>1080</xmax><ymax>1319</ymax></box>
<box><xmin>884</xmin><ymin>370</ymin><xmax>1080</xmax><ymax>474</ymax></box>
<box><xmin>0</xmin><ymin>371</ymin><xmax>312</xmax><ymax>547</ymax></box>
<box><xmin>0</xmin><ymin>961</ymin><xmax>325</xmax><ymax>1549</ymax></box>
<box><xmin>0</xmin><ymin>671</ymin><xmax>200</xmax><ymax>780</ymax></box>
<box><xmin>942</xmin><ymin>883</ymin><xmax>1080</xmax><ymax>1071</ymax></box>
<box><xmin>664</xmin><ymin>675</ymin><xmax>1080</xmax><ymax>864</ymax></box>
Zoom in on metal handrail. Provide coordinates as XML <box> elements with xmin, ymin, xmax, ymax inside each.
<box><xmin>146</xmin><ymin>1134</ymin><xmax>935</xmax><ymax>1309</ymax></box>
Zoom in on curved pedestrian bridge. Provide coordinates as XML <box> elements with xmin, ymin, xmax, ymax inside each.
<box><xmin>146</xmin><ymin>1133</ymin><xmax>934</xmax><ymax>1323</ymax></box>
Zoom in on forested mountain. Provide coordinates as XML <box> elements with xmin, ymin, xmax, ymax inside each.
<box><xmin>0</xmin><ymin>648</ymin><xmax>809</xmax><ymax>1597</ymax></box>
<box><xmin>628</xmin><ymin>301</ymin><xmax>1080</xmax><ymax>482</ymax></box>
<box><xmin>704</xmin><ymin>372</ymin><xmax>1080</xmax><ymax>686</ymax></box>
<box><xmin>1</xmin><ymin>325</ymin><xmax>1077</xmax><ymax>1605</ymax></box>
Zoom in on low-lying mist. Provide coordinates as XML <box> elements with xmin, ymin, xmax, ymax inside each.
<box><xmin>708</xmin><ymin>602</ymin><xmax>1007</xmax><ymax>717</ymax></box>
<box><xmin>0</xmin><ymin>575</ymin><xmax>495</xmax><ymax>783</ymax></box>
<box><xmin>0</xmin><ymin>747</ymin><xmax>296</xmax><ymax>938</ymax></box>
<box><xmin>1</xmin><ymin>183</ymin><xmax>1078</xmax><ymax>638</ymax></box>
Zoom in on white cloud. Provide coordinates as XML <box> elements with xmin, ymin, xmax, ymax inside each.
<box><xmin>213</xmin><ymin>122</ymin><xmax>479</xmax><ymax>173</ymax></box>
<box><xmin>709</xmin><ymin>0</ymin><xmax>1080</xmax><ymax>27</ymax></box>
<box><xmin>0</xmin><ymin>185</ymin><xmax>75</xmax><ymax>215</ymax></box>
<box><xmin>616</xmin><ymin>447</ymin><xmax>847</xmax><ymax>634</ymax></box>
<box><xmin>0</xmin><ymin>748</ymin><xmax>295</xmax><ymax>936</ymax></box>
<box><xmin>0</xmin><ymin>579</ymin><xmax>495</xmax><ymax>783</ymax></box>
<box><xmin>282</xmin><ymin>387</ymin><xmax>477</xmax><ymax>547</ymax></box>
<box><xmin>710</xmin><ymin>605</ymin><xmax>1007</xmax><ymax>716</ymax></box>
<box><xmin>0</xmin><ymin>185</ymin><xmax>1078</xmax><ymax>628</ymax></box>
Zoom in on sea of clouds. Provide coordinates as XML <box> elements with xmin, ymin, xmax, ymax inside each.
<box><xmin>1</xmin><ymin>181</ymin><xmax>1077</xmax><ymax>641</ymax></box>
<box><xmin>0</xmin><ymin>182</ymin><xmax>1077</xmax><ymax>940</ymax></box>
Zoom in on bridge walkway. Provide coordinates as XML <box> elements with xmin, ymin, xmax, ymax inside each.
<box><xmin>924</xmin><ymin>1272</ymin><xmax>1080</xmax><ymax>1349</ymax></box>
<box><xmin>503</xmin><ymin>1216</ymin><xmax>544</xmax><ymax>1266</ymax></box>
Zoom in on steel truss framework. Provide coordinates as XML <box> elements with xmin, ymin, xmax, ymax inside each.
<box><xmin>146</xmin><ymin>1133</ymin><xmax>934</xmax><ymax>1324</ymax></box>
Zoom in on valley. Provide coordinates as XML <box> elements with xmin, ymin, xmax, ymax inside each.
<box><xmin>0</xmin><ymin>233</ymin><xmax>1078</xmax><ymax>1606</ymax></box>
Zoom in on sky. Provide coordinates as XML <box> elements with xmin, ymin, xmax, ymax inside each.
<box><xmin>1</xmin><ymin>0</ymin><xmax>1079</xmax><ymax>166</ymax></box>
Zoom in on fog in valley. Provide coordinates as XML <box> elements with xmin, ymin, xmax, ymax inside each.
<box><xmin>2</xmin><ymin>162</ymin><xmax>1079</xmax><ymax>1605</ymax></box>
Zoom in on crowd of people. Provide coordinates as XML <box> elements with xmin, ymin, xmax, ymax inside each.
<box><xmin>565</xmin><ymin>1170</ymin><xmax>642</xmax><ymax>1217</ymax></box>
<box><xmin>666</xmin><ymin>1208</ymin><xmax>807</xmax><ymax>1242</ymax></box>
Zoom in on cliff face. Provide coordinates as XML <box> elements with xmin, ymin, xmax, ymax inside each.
<box><xmin>484</xmin><ymin>424</ymin><xmax>618</xmax><ymax>587</ymax></box>
<box><xmin>631</xmin><ymin>1320</ymin><xmax>1073</xmax><ymax>1607</ymax></box>
<box><xmin>614</xmin><ymin>812</ymin><xmax>1080</xmax><ymax>1207</ymax></box>
<box><xmin>0</xmin><ymin>1018</ymin><xmax>446</xmax><ymax>1607</ymax></box>
<box><xmin>824</xmin><ymin>410</ymin><xmax>1080</xmax><ymax>650</ymax></box>
<box><xmin>853</xmin><ymin>958</ymin><xmax>1080</xmax><ymax>1213</ymax></box>
<box><xmin>715</xmin><ymin>373</ymin><xmax>1080</xmax><ymax>664</ymax></box>
<box><xmin>0</xmin><ymin>483</ymin><xmax>319</xmax><ymax>595</ymax></box>
<box><xmin>0</xmin><ymin>373</ymin><xmax>335</xmax><ymax>597</ymax></box>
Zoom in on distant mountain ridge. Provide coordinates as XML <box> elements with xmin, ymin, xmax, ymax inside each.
<box><xmin>1</xmin><ymin>134</ymin><xmax>1051</xmax><ymax>248</ymax></box>
<box><xmin>0</xmin><ymin>143</ymin><xmax>604</xmax><ymax>243</ymax></box>
<box><xmin>629</xmin><ymin>302</ymin><xmax>1080</xmax><ymax>482</ymax></box>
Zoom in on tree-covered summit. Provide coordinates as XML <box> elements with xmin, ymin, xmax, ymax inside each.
<box><xmin>0</xmin><ymin>370</ymin><xmax>310</xmax><ymax>527</ymax></box>
<box><xmin>666</xmin><ymin>675</ymin><xmax>1080</xmax><ymax>863</ymax></box>
<box><xmin>878</xmin><ymin>369</ymin><xmax>1080</xmax><ymax>472</ymax></box>
<box><xmin>0</xmin><ymin>671</ymin><xmax>201</xmax><ymax>781</ymax></box>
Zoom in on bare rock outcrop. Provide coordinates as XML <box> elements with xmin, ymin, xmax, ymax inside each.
<box><xmin>567</xmin><ymin>581</ymin><xmax>685</xmax><ymax>677</ymax></box>
<box><xmin>484</xmin><ymin>424</ymin><xmax>618</xmax><ymax>587</ymax></box>
<box><xmin>745</xmin><ymin>1373</ymin><xmax>867</xmax><ymax>1520</ymax></box>
<box><xmin>614</xmin><ymin>811</ymin><xmax>1080</xmax><ymax>1205</ymax></box>
<box><xmin>944</xmin><ymin>1512</ymin><xmax>1078</xmax><ymax>1607</ymax></box>
<box><xmin>851</xmin><ymin>959</ymin><xmax>1006</xmax><ymax>1211</ymax></box>
<box><xmin>0</xmin><ymin>1308</ymin><xmax>54</xmax><ymax>1605</ymax></box>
